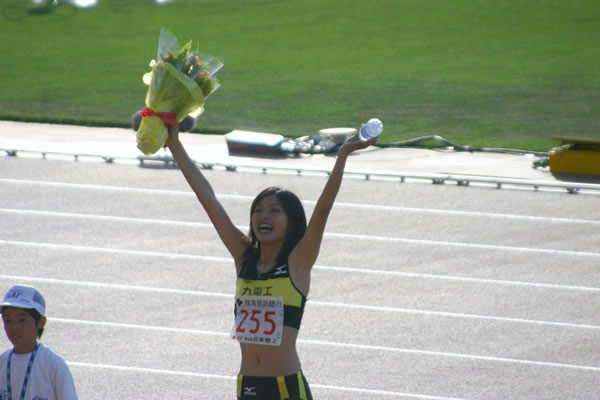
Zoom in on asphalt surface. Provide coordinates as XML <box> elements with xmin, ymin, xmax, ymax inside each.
<box><xmin>1</xmin><ymin>121</ymin><xmax>599</xmax><ymax>399</ymax></box>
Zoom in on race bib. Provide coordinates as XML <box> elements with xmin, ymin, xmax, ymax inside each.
<box><xmin>232</xmin><ymin>295</ymin><xmax>284</xmax><ymax>346</ymax></box>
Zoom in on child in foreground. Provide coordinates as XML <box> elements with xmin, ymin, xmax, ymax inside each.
<box><xmin>0</xmin><ymin>284</ymin><xmax>78</xmax><ymax>400</ymax></box>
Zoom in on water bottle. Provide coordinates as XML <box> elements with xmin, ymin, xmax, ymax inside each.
<box><xmin>359</xmin><ymin>118</ymin><xmax>383</xmax><ymax>141</ymax></box>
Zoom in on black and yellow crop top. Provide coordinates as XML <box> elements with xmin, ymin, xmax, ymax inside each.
<box><xmin>235</xmin><ymin>261</ymin><xmax>306</xmax><ymax>329</ymax></box>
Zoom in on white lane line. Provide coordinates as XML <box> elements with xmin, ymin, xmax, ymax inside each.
<box><xmin>69</xmin><ymin>361</ymin><xmax>234</xmax><ymax>379</ymax></box>
<box><xmin>0</xmin><ymin>239</ymin><xmax>231</xmax><ymax>262</ymax></box>
<box><xmin>1</xmin><ymin>239</ymin><xmax>599</xmax><ymax>293</ymax></box>
<box><xmin>326</xmin><ymin>232</ymin><xmax>600</xmax><ymax>258</ymax></box>
<box><xmin>0</xmin><ymin>178</ymin><xmax>196</xmax><ymax>197</ymax></box>
<box><xmin>308</xmin><ymin>301</ymin><xmax>600</xmax><ymax>330</ymax></box>
<box><xmin>3</xmin><ymin>178</ymin><xmax>600</xmax><ymax>225</ymax></box>
<box><xmin>301</xmin><ymin>338</ymin><xmax>600</xmax><ymax>372</ymax></box>
<box><xmin>2</xmin><ymin>208</ymin><xmax>599</xmax><ymax>258</ymax></box>
<box><xmin>56</xmin><ymin>318</ymin><xmax>231</xmax><ymax>337</ymax></box>
<box><xmin>67</xmin><ymin>361</ymin><xmax>461</xmax><ymax>400</ymax></box>
<box><xmin>334</xmin><ymin>201</ymin><xmax>600</xmax><ymax>226</ymax></box>
<box><xmin>56</xmin><ymin>318</ymin><xmax>600</xmax><ymax>372</ymax></box>
<box><xmin>0</xmin><ymin>208</ymin><xmax>214</xmax><ymax>228</ymax></box>
<box><xmin>0</xmin><ymin>208</ymin><xmax>216</xmax><ymax>229</ymax></box>
<box><xmin>317</xmin><ymin>265</ymin><xmax>600</xmax><ymax>293</ymax></box>
<box><xmin>0</xmin><ymin>274</ymin><xmax>232</xmax><ymax>299</ymax></box>
<box><xmin>2</xmin><ymin>274</ymin><xmax>598</xmax><ymax>330</ymax></box>
<box><xmin>312</xmin><ymin>384</ymin><xmax>465</xmax><ymax>400</ymax></box>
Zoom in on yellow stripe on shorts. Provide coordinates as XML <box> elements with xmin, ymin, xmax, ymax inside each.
<box><xmin>277</xmin><ymin>375</ymin><xmax>290</xmax><ymax>399</ymax></box>
<box><xmin>297</xmin><ymin>371</ymin><xmax>307</xmax><ymax>400</ymax></box>
<box><xmin>237</xmin><ymin>374</ymin><xmax>243</xmax><ymax>398</ymax></box>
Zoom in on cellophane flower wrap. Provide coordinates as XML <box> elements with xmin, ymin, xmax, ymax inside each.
<box><xmin>137</xmin><ymin>28</ymin><xmax>223</xmax><ymax>155</ymax></box>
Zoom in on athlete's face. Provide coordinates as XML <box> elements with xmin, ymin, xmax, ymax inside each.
<box><xmin>251</xmin><ymin>194</ymin><xmax>289</xmax><ymax>244</ymax></box>
<box><xmin>2</xmin><ymin>307</ymin><xmax>45</xmax><ymax>354</ymax></box>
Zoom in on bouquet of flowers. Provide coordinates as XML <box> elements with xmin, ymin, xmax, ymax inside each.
<box><xmin>136</xmin><ymin>28</ymin><xmax>223</xmax><ymax>155</ymax></box>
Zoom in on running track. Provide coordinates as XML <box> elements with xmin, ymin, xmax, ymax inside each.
<box><xmin>1</xmin><ymin>155</ymin><xmax>599</xmax><ymax>399</ymax></box>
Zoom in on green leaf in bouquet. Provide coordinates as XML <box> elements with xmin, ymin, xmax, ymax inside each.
<box><xmin>162</xmin><ymin>40</ymin><xmax>192</xmax><ymax>72</ymax></box>
<box><xmin>198</xmin><ymin>76</ymin><xmax>218</xmax><ymax>97</ymax></box>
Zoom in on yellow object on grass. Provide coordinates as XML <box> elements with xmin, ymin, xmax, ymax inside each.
<box><xmin>548</xmin><ymin>136</ymin><xmax>600</xmax><ymax>176</ymax></box>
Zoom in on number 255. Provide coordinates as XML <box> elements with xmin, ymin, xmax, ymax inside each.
<box><xmin>236</xmin><ymin>309</ymin><xmax>277</xmax><ymax>335</ymax></box>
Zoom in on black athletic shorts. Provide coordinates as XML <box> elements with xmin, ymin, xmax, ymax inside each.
<box><xmin>237</xmin><ymin>370</ymin><xmax>313</xmax><ymax>400</ymax></box>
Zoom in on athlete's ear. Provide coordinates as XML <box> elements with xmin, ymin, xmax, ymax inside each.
<box><xmin>38</xmin><ymin>316</ymin><xmax>47</xmax><ymax>329</ymax></box>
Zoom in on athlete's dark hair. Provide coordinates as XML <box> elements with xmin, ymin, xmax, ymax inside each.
<box><xmin>28</xmin><ymin>309</ymin><xmax>44</xmax><ymax>339</ymax></box>
<box><xmin>242</xmin><ymin>187</ymin><xmax>307</xmax><ymax>269</ymax></box>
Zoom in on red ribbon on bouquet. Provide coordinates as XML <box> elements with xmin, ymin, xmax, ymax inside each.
<box><xmin>140</xmin><ymin>107</ymin><xmax>177</xmax><ymax>128</ymax></box>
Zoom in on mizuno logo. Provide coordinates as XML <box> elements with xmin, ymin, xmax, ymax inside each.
<box><xmin>274</xmin><ymin>265</ymin><xmax>287</xmax><ymax>275</ymax></box>
<box><xmin>244</xmin><ymin>386</ymin><xmax>257</xmax><ymax>396</ymax></box>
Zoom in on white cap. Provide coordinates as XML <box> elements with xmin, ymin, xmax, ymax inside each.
<box><xmin>0</xmin><ymin>285</ymin><xmax>46</xmax><ymax>316</ymax></box>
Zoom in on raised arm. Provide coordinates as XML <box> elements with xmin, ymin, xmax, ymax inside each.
<box><xmin>289</xmin><ymin>132</ymin><xmax>376</xmax><ymax>271</ymax></box>
<box><xmin>166</xmin><ymin>126</ymin><xmax>249</xmax><ymax>265</ymax></box>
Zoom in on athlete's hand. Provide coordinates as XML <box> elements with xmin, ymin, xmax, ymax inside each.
<box><xmin>339</xmin><ymin>128</ymin><xmax>377</xmax><ymax>155</ymax></box>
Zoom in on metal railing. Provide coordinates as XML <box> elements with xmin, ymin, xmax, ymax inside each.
<box><xmin>4</xmin><ymin>148</ymin><xmax>600</xmax><ymax>195</ymax></box>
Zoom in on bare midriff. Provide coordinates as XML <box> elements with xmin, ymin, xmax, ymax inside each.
<box><xmin>239</xmin><ymin>327</ymin><xmax>301</xmax><ymax>376</ymax></box>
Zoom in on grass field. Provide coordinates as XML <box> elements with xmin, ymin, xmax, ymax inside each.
<box><xmin>1</xmin><ymin>0</ymin><xmax>599</xmax><ymax>151</ymax></box>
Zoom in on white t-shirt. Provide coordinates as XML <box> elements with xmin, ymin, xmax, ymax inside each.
<box><xmin>0</xmin><ymin>343</ymin><xmax>78</xmax><ymax>400</ymax></box>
